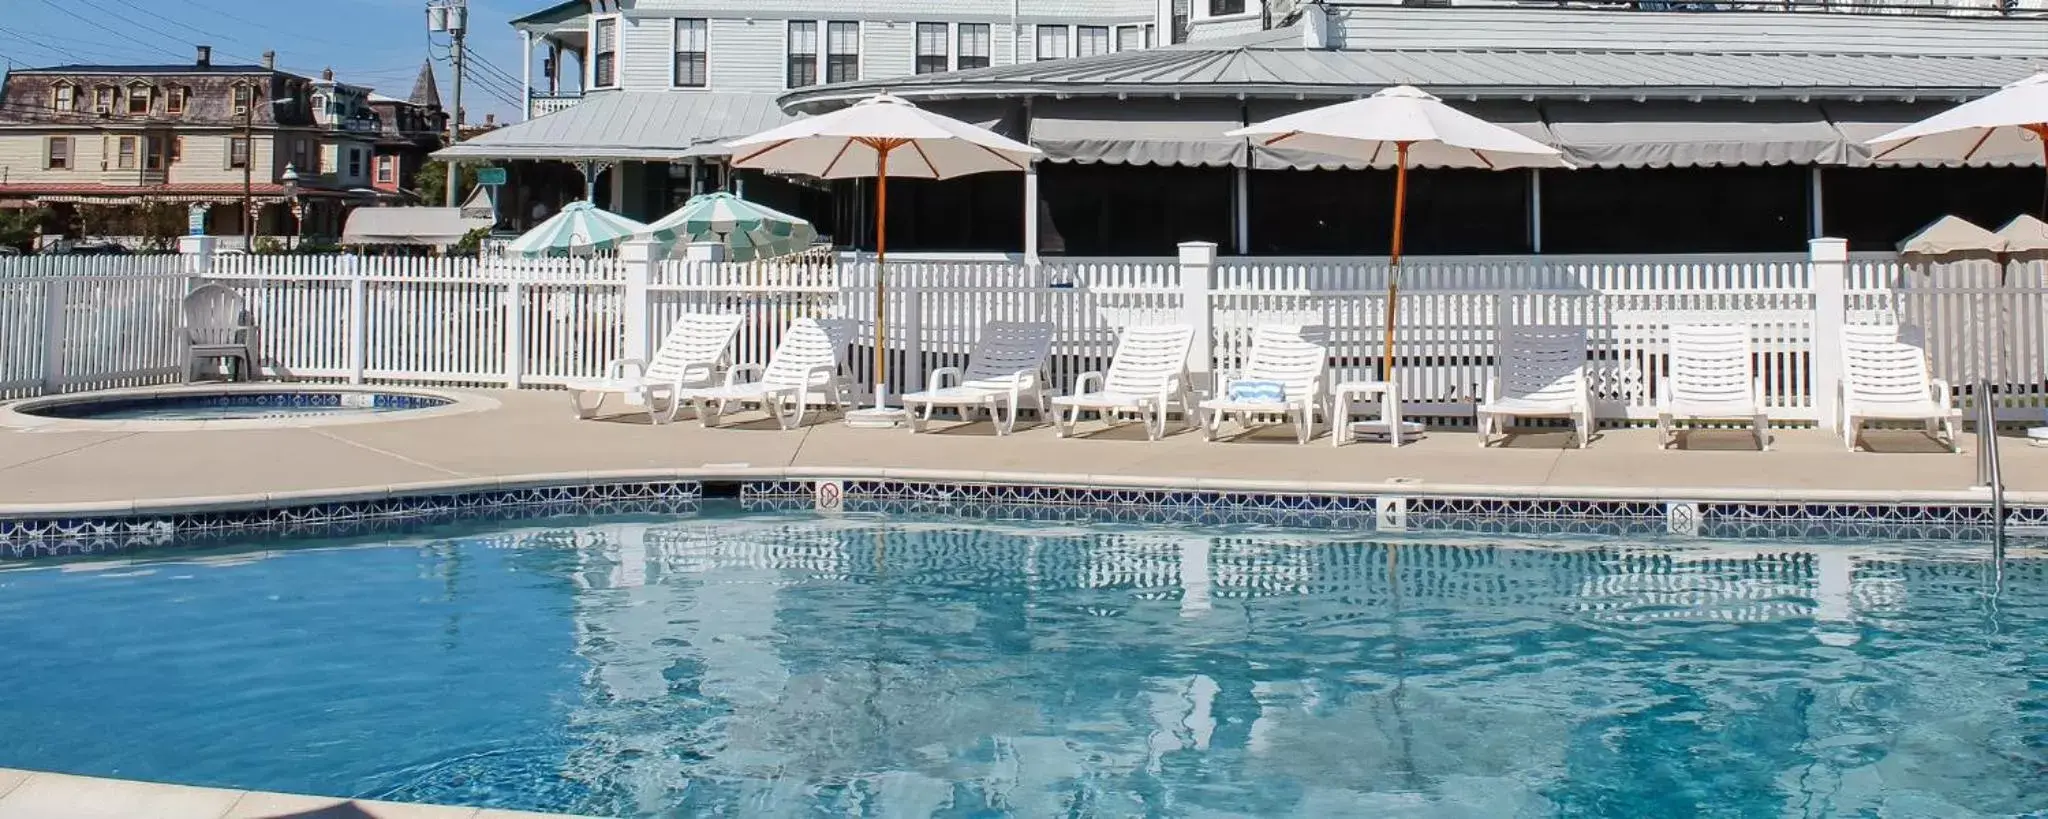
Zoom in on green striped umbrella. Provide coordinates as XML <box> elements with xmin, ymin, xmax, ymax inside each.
<box><xmin>505</xmin><ymin>201</ymin><xmax>649</xmax><ymax>258</ymax></box>
<box><xmin>645</xmin><ymin>192</ymin><xmax>819</xmax><ymax>262</ymax></box>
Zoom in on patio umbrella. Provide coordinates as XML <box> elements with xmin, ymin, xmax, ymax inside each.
<box><xmin>504</xmin><ymin>200</ymin><xmax>649</xmax><ymax>258</ymax></box>
<box><xmin>645</xmin><ymin>192</ymin><xmax>819</xmax><ymax>261</ymax></box>
<box><xmin>1229</xmin><ymin>86</ymin><xmax>1569</xmax><ymax>386</ymax></box>
<box><xmin>725</xmin><ymin>93</ymin><xmax>1041</xmax><ymax>426</ymax></box>
<box><xmin>1865</xmin><ymin>72</ymin><xmax>2048</xmax><ymax>216</ymax></box>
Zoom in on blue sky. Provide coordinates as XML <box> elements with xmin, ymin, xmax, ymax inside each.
<box><xmin>0</xmin><ymin>0</ymin><xmax>533</xmax><ymax>121</ymax></box>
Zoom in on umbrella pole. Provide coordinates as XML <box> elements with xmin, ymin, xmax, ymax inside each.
<box><xmin>1381</xmin><ymin>142</ymin><xmax>1411</xmax><ymax>383</ymax></box>
<box><xmin>874</xmin><ymin>148</ymin><xmax>890</xmax><ymax>410</ymax></box>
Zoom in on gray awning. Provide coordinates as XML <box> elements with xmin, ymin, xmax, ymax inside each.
<box><xmin>342</xmin><ymin>207</ymin><xmax>492</xmax><ymax>246</ymax></box>
<box><xmin>1821</xmin><ymin>100</ymin><xmax>2044</xmax><ymax>168</ymax></box>
<box><xmin>434</xmin><ymin>91</ymin><xmax>795</xmax><ymax>163</ymax></box>
<box><xmin>1028</xmin><ymin>99</ymin><xmax>1245</xmax><ymax>167</ymax></box>
<box><xmin>1248</xmin><ymin>99</ymin><xmax>1556</xmax><ymax>171</ymax></box>
<box><xmin>1544</xmin><ymin>101</ymin><xmax>1846</xmax><ymax>168</ymax></box>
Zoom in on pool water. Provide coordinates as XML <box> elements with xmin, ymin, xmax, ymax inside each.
<box><xmin>0</xmin><ymin>509</ymin><xmax>2039</xmax><ymax>817</ymax></box>
<box><xmin>26</xmin><ymin>391</ymin><xmax>449</xmax><ymax>421</ymax></box>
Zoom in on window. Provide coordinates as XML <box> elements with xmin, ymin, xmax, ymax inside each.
<box><xmin>787</xmin><ymin>21</ymin><xmax>817</xmax><ymax>88</ymax></box>
<box><xmin>44</xmin><ymin>137</ymin><xmax>69</xmax><ymax>170</ymax></box>
<box><xmin>50</xmin><ymin>84</ymin><xmax>74</xmax><ymax>111</ymax></box>
<box><xmin>292</xmin><ymin>139</ymin><xmax>308</xmax><ymax>173</ymax></box>
<box><xmin>165</xmin><ymin>86</ymin><xmax>186</xmax><ymax>115</ymax></box>
<box><xmin>673</xmin><ymin>18</ymin><xmax>708</xmax><ymax>87</ymax></box>
<box><xmin>376</xmin><ymin>156</ymin><xmax>395</xmax><ymax>183</ymax></box>
<box><xmin>231</xmin><ymin>84</ymin><xmax>252</xmax><ymax>116</ymax></box>
<box><xmin>1035</xmin><ymin>25</ymin><xmax>1069</xmax><ymax>61</ymax></box>
<box><xmin>228</xmin><ymin>137</ymin><xmax>249</xmax><ymax>169</ymax></box>
<box><xmin>915</xmin><ymin>23</ymin><xmax>949</xmax><ymax>75</ymax></box>
<box><xmin>1208</xmin><ymin>0</ymin><xmax>1246</xmax><ymax>14</ymax></box>
<box><xmin>957</xmin><ymin>23</ymin><xmax>990</xmax><ymax>70</ymax></box>
<box><xmin>144</xmin><ymin>136</ymin><xmax>168</xmax><ymax>170</ymax></box>
<box><xmin>93</xmin><ymin>86</ymin><xmax>114</xmax><ymax>115</ymax></box>
<box><xmin>116</xmin><ymin>136</ymin><xmax>137</xmax><ymax>170</ymax></box>
<box><xmin>825</xmin><ymin>21</ymin><xmax>859</xmax><ymax>84</ymax></box>
<box><xmin>1116</xmin><ymin>26</ymin><xmax>1144</xmax><ymax>52</ymax></box>
<box><xmin>1076</xmin><ymin>26</ymin><xmax>1109</xmax><ymax>57</ymax></box>
<box><xmin>347</xmin><ymin>148</ymin><xmax>363</xmax><ymax>178</ymax></box>
<box><xmin>125</xmin><ymin>85</ymin><xmax>151</xmax><ymax>115</ymax></box>
<box><xmin>593</xmin><ymin>18</ymin><xmax>618</xmax><ymax>87</ymax></box>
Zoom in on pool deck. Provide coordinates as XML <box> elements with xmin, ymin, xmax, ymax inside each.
<box><xmin>0</xmin><ymin>387</ymin><xmax>2041</xmax><ymax>512</ymax></box>
<box><xmin>0</xmin><ymin>768</ymin><xmax>588</xmax><ymax>818</ymax></box>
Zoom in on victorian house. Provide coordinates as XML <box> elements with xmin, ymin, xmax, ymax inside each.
<box><xmin>0</xmin><ymin>47</ymin><xmax>446</xmax><ymax>248</ymax></box>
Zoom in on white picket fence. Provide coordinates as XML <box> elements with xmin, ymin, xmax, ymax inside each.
<box><xmin>5</xmin><ymin>241</ymin><xmax>2048</xmax><ymax>424</ymax></box>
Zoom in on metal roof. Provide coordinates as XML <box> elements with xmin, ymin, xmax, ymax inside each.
<box><xmin>781</xmin><ymin>36</ymin><xmax>2048</xmax><ymax>111</ymax></box>
<box><xmin>433</xmin><ymin>91</ymin><xmax>795</xmax><ymax>162</ymax></box>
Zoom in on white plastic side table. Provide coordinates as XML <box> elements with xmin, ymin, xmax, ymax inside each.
<box><xmin>1332</xmin><ymin>380</ymin><xmax>1423</xmax><ymax>448</ymax></box>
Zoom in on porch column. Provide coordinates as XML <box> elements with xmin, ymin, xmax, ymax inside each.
<box><xmin>610</xmin><ymin>160</ymin><xmax>629</xmax><ymax>215</ymax></box>
<box><xmin>548</xmin><ymin>42</ymin><xmax>561</xmax><ymax>95</ymax></box>
<box><xmin>1809</xmin><ymin>166</ymin><xmax>1825</xmax><ymax>240</ymax></box>
<box><xmin>1023</xmin><ymin>162</ymin><xmax>1040</xmax><ymax>266</ymax></box>
<box><xmin>1233</xmin><ymin>165</ymin><xmax>1250</xmax><ymax>255</ymax></box>
<box><xmin>689</xmin><ymin>157</ymin><xmax>704</xmax><ymax>196</ymax></box>
<box><xmin>521</xmin><ymin>30</ymin><xmax>534</xmax><ymax>120</ymax></box>
<box><xmin>1529</xmin><ymin>168</ymin><xmax>1544</xmax><ymax>254</ymax></box>
<box><xmin>580</xmin><ymin>161</ymin><xmax>598</xmax><ymax>201</ymax></box>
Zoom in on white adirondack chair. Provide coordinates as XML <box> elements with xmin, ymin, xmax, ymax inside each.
<box><xmin>1657</xmin><ymin>323</ymin><xmax>1768</xmax><ymax>451</ymax></box>
<box><xmin>677</xmin><ymin>317</ymin><xmax>852</xmax><ymax>429</ymax></box>
<box><xmin>1050</xmin><ymin>324</ymin><xmax>1196</xmax><ymax>441</ymax></box>
<box><xmin>901</xmin><ymin>321</ymin><xmax>1056</xmax><ymax>436</ymax></box>
<box><xmin>1475</xmin><ymin>325</ymin><xmax>1594</xmax><ymax>448</ymax></box>
<box><xmin>1839</xmin><ymin>326</ymin><xmax>1960</xmax><ymax>452</ymax></box>
<box><xmin>567</xmin><ymin>312</ymin><xmax>745</xmax><ymax>424</ymax></box>
<box><xmin>1198</xmin><ymin>325</ymin><xmax>1329</xmax><ymax>445</ymax></box>
<box><xmin>181</xmin><ymin>283</ymin><xmax>260</xmax><ymax>382</ymax></box>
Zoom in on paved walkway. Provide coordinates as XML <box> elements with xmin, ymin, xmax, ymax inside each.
<box><xmin>0</xmin><ymin>389</ymin><xmax>2036</xmax><ymax>508</ymax></box>
<box><xmin>0</xmin><ymin>767</ymin><xmax>584</xmax><ymax>818</ymax></box>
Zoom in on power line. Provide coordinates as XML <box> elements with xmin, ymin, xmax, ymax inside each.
<box><xmin>35</xmin><ymin>0</ymin><xmax>188</xmax><ymax>62</ymax></box>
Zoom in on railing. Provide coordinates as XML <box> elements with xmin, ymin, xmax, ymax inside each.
<box><xmin>528</xmin><ymin>94</ymin><xmax>581</xmax><ymax>118</ymax></box>
<box><xmin>1332</xmin><ymin>0</ymin><xmax>2048</xmax><ymax>16</ymax></box>
<box><xmin>7</xmin><ymin>245</ymin><xmax>2048</xmax><ymax>432</ymax></box>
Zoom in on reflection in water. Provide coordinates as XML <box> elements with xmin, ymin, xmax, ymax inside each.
<box><xmin>552</xmin><ymin>517</ymin><xmax>2044</xmax><ymax>817</ymax></box>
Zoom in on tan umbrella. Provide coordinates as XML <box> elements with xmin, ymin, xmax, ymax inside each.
<box><xmin>1993</xmin><ymin>214</ymin><xmax>2048</xmax><ymax>253</ymax></box>
<box><xmin>1897</xmin><ymin>215</ymin><xmax>2005</xmax><ymax>256</ymax></box>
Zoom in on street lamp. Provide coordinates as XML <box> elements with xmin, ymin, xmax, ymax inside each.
<box><xmin>280</xmin><ymin>162</ymin><xmax>305</xmax><ymax>250</ymax></box>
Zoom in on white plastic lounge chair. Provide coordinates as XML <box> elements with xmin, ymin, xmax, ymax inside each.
<box><xmin>1657</xmin><ymin>323</ymin><xmax>1768</xmax><ymax>451</ymax></box>
<box><xmin>901</xmin><ymin>321</ymin><xmax>1056</xmax><ymax>435</ymax></box>
<box><xmin>1198</xmin><ymin>325</ymin><xmax>1329</xmax><ymax>445</ymax></box>
<box><xmin>181</xmin><ymin>283</ymin><xmax>260</xmax><ymax>382</ymax></box>
<box><xmin>1049</xmin><ymin>324</ymin><xmax>1196</xmax><ymax>441</ymax></box>
<box><xmin>1475</xmin><ymin>325</ymin><xmax>1594</xmax><ymax>448</ymax></box>
<box><xmin>677</xmin><ymin>317</ymin><xmax>852</xmax><ymax>429</ymax></box>
<box><xmin>567</xmin><ymin>312</ymin><xmax>745</xmax><ymax>424</ymax></box>
<box><xmin>1839</xmin><ymin>326</ymin><xmax>1960</xmax><ymax>453</ymax></box>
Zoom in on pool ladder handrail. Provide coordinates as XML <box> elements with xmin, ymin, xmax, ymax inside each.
<box><xmin>1975</xmin><ymin>379</ymin><xmax>2005</xmax><ymax>546</ymax></box>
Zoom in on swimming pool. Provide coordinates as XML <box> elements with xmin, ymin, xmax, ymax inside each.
<box><xmin>17</xmin><ymin>389</ymin><xmax>449</xmax><ymax>421</ymax></box>
<box><xmin>0</xmin><ymin>507</ymin><xmax>2038</xmax><ymax>817</ymax></box>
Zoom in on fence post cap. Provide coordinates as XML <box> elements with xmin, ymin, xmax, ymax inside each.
<box><xmin>1177</xmin><ymin>241</ymin><xmax>1218</xmax><ymax>265</ymax></box>
<box><xmin>617</xmin><ymin>237</ymin><xmax>666</xmax><ymax>263</ymax></box>
<box><xmin>177</xmin><ymin>235</ymin><xmax>217</xmax><ymax>254</ymax></box>
<box><xmin>1808</xmin><ymin>237</ymin><xmax>1849</xmax><ymax>261</ymax></box>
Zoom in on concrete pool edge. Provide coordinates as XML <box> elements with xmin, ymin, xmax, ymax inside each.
<box><xmin>0</xmin><ymin>766</ymin><xmax>592</xmax><ymax>818</ymax></box>
<box><xmin>0</xmin><ymin>466</ymin><xmax>2030</xmax><ymax>540</ymax></box>
<box><xmin>0</xmin><ymin>384</ymin><xmax>499</xmax><ymax>432</ymax></box>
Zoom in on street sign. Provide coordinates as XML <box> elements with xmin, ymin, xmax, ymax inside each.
<box><xmin>475</xmin><ymin>167</ymin><xmax>507</xmax><ymax>186</ymax></box>
<box><xmin>187</xmin><ymin>204</ymin><xmax>206</xmax><ymax>236</ymax></box>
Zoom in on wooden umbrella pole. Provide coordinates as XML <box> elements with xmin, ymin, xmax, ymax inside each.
<box><xmin>1381</xmin><ymin>141</ymin><xmax>1411</xmax><ymax>382</ymax></box>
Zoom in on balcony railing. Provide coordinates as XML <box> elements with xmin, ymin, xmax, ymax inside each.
<box><xmin>529</xmin><ymin>94</ymin><xmax>581</xmax><ymax>119</ymax></box>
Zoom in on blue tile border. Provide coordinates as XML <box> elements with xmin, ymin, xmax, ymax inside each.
<box><xmin>2</xmin><ymin>475</ymin><xmax>2041</xmax><ymax>561</ymax></box>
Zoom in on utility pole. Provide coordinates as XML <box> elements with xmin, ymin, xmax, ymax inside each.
<box><xmin>429</xmin><ymin>0</ymin><xmax>467</xmax><ymax>207</ymax></box>
<box><xmin>242</xmin><ymin>92</ymin><xmax>254</xmax><ymax>249</ymax></box>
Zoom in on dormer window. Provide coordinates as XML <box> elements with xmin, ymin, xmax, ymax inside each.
<box><xmin>165</xmin><ymin>86</ymin><xmax>188</xmax><ymax>116</ymax></box>
<box><xmin>50</xmin><ymin>82</ymin><xmax>75</xmax><ymax>111</ymax></box>
<box><xmin>231</xmin><ymin>83</ymin><xmax>252</xmax><ymax>116</ymax></box>
<box><xmin>1208</xmin><ymin>0</ymin><xmax>1246</xmax><ymax>14</ymax></box>
<box><xmin>92</xmin><ymin>85</ymin><xmax>114</xmax><ymax>115</ymax></box>
<box><xmin>126</xmin><ymin>83</ymin><xmax>152</xmax><ymax>115</ymax></box>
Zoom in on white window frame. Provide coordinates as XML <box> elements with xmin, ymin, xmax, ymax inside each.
<box><xmin>125</xmin><ymin>83</ymin><xmax>153</xmax><ymax>116</ymax></box>
<box><xmin>165</xmin><ymin>85</ymin><xmax>187</xmax><ymax>115</ymax></box>
<box><xmin>376</xmin><ymin>155</ymin><xmax>395</xmax><ymax>183</ymax></box>
<box><xmin>785</xmin><ymin>20</ymin><xmax>820</xmax><ymax>90</ymax></box>
<box><xmin>590</xmin><ymin>15</ymin><xmax>621</xmax><ymax>89</ymax></box>
<box><xmin>93</xmin><ymin>86</ymin><xmax>115</xmax><ymax>115</ymax></box>
<box><xmin>50</xmin><ymin>83</ymin><xmax>74</xmax><ymax>112</ymax></box>
<box><xmin>227</xmin><ymin>136</ymin><xmax>249</xmax><ymax>169</ymax></box>
<box><xmin>672</xmin><ymin>18</ymin><xmax>709</xmax><ymax>88</ymax></box>
<box><xmin>44</xmin><ymin>136</ymin><xmax>70</xmax><ymax>170</ymax></box>
<box><xmin>1203</xmin><ymin>0</ymin><xmax>1251</xmax><ymax>19</ymax></box>
<box><xmin>115</xmin><ymin>135</ymin><xmax>138</xmax><ymax>170</ymax></box>
<box><xmin>1035</xmin><ymin>25</ymin><xmax>1070</xmax><ymax>62</ymax></box>
<box><xmin>1075</xmin><ymin>25</ymin><xmax>1110</xmax><ymax>58</ymax></box>
<box><xmin>914</xmin><ymin>22</ymin><xmax>951</xmax><ymax>75</ymax></box>
<box><xmin>824</xmin><ymin>20</ymin><xmax>860</xmax><ymax>85</ymax></box>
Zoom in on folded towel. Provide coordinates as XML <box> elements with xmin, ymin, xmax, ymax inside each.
<box><xmin>1228</xmin><ymin>380</ymin><xmax>1286</xmax><ymax>403</ymax></box>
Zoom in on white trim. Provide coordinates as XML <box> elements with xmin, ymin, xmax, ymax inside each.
<box><xmin>783</xmin><ymin>19</ymin><xmax>822</xmax><ymax>91</ymax></box>
<box><xmin>588</xmin><ymin>14</ymin><xmax>622</xmax><ymax>90</ymax></box>
<box><xmin>825</xmin><ymin>19</ymin><xmax>862</xmax><ymax>86</ymax></box>
<box><xmin>670</xmin><ymin>16</ymin><xmax>710</xmax><ymax>89</ymax></box>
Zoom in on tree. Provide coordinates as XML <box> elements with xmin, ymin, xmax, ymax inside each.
<box><xmin>416</xmin><ymin>161</ymin><xmax>478</xmax><ymax>205</ymax></box>
<box><xmin>0</xmin><ymin>207</ymin><xmax>49</xmax><ymax>251</ymax></box>
<box><xmin>135</xmin><ymin>200</ymin><xmax>187</xmax><ymax>251</ymax></box>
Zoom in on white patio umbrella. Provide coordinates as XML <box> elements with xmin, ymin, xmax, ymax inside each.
<box><xmin>725</xmin><ymin>93</ymin><xmax>1041</xmax><ymax>426</ymax></box>
<box><xmin>1866</xmin><ymin>72</ymin><xmax>2048</xmax><ymax>171</ymax></box>
<box><xmin>1230</xmin><ymin>87</ymin><xmax>1569</xmax><ymax>401</ymax></box>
